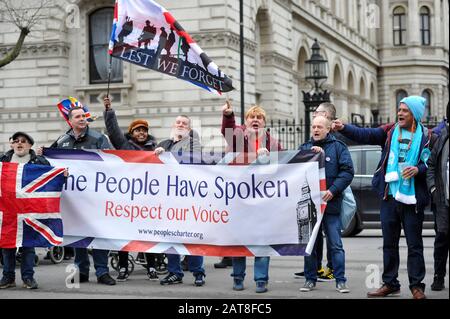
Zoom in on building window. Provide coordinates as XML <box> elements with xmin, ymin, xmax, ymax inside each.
<box><xmin>393</xmin><ymin>6</ymin><xmax>406</xmax><ymax>46</ymax></box>
<box><xmin>420</xmin><ymin>7</ymin><xmax>431</xmax><ymax>46</ymax></box>
<box><xmin>396</xmin><ymin>89</ymin><xmax>408</xmax><ymax>107</ymax></box>
<box><xmin>89</xmin><ymin>8</ymin><xmax>123</xmax><ymax>84</ymax></box>
<box><xmin>421</xmin><ymin>89</ymin><xmax>432</xmax><ymax>120</ymax></box>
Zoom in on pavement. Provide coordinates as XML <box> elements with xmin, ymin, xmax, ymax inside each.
<box><xmin>0</xmin><ymin>230</ymin><xmax>448</xmax><ymax>300</ymax></box>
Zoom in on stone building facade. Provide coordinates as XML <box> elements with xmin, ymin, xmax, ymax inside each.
<box><xmin>0</xmin><ymin>0</ymin><xmax>448</xmax><ymax>152</ymax></box>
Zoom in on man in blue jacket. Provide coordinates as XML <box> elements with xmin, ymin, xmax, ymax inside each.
<box><xmin>333</xmin><ymin>96</ymin><xmax>430</xmax><ymax>299</ymax></box>
<box><xmin>299</xmin><ymin>116</ymin><xmax>354</xmax><ymax>294</ymax></box>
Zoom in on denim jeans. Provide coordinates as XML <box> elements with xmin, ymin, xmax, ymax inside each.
<box><xmin>316</xmin><ymin>225</ymin><xmax>333</xmax><ymax>270</ymax></box>
<box><xmin>305</xmin><ymin>213</ymin><xmax>346</xmax><ymax>284</ymax></box>
<box><xmin>1</xmin><ymin>247</ymin><xmax>35</xmax><ymax>280</ymax></box>
<box><xmin>167</xmin><ymin>254</ymin><xmax>205</xmax><ymax>278</ymax></box>
<box><xmin>74</xmin><ymin>248</ymin><xmax>109</xmax><ymax>278</ymax></box>
<box><xmin>380</xmin><ymin>197</ymin><xmax>425</xmax><ymax>290</ymax></box>
<box><xmin>231</xmin><ymin>257</ymin><xmax>270</xmax><ymax>282</ymax></box>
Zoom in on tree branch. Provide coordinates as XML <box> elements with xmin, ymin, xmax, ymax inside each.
<box><xmin>0</xmin><ymin>27</ymin><xmax>29</xmax><ymax>68</ymax></box>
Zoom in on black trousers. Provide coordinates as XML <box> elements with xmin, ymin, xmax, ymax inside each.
<box><xmin>118</xmin><ymin>251</ymin><xmax>157</xmax><ymax>269</ymax></box>
<box><xmin>434</xmin><ymin>230</ymin><xmax>449</xmax><ymax>279</ymax></box>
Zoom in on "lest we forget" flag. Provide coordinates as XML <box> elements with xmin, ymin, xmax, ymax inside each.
<box><xmin>108</xmin><ymin>0</ymin><xmax>234</xmax><ymax>94</ymax></box>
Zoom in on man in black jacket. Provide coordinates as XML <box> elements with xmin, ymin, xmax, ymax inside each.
<box><xmin>0</xmin><ymin>132</ymin><xmax>50</xmax><ymax>290</ymax></box>
<box><xmin>426</xmin><ymin>110</ymin><xmax>449</xmax><ymax>291</ymax></box>
<box><xmin>103</xmin><ymin>96</ymin><xmax>161</xmax><ymax>282</ymax></box>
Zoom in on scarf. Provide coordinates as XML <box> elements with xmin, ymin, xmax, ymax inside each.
<box><xmin>385</xmin><ymin>123</ymin><xmax>423</xmax><ymax>204</ymax></box>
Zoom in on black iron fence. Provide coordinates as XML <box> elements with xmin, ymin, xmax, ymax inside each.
<box><xmin>266</xmin><ymin>116</ymin><xmax>444</xmax><ymax>150</ymax></box>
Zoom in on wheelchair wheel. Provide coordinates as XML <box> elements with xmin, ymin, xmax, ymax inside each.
<box><xmin>49</xmin><ymin>247</ymin><xmax>65</xmax><ymax>264</ymax></box>
<box><xmin>110</xmin><ymin>254</ymin><xmax>119</xmax><ymax>271</ymax></box>
<box><xmin>155</xmin><ymin>254</ymin><xmax>168</xmax><ymax>275</ymax></box>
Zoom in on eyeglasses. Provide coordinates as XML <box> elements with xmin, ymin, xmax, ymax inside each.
<box><xmin>12</xmin><ymin>138</ymin><xmax>29</xmax><ymax>144</ymax></box>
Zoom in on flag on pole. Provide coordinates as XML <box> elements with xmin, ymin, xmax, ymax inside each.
<box><xmin>108</xmin><ymin>0</ymin><xmax>234</xmax><ymax>94</ymax></box>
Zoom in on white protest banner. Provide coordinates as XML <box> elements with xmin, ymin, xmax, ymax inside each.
<box><xmin>45</xmin><ymin>149</ymin><xmax>325</xmax><ymax>256</ymax></box>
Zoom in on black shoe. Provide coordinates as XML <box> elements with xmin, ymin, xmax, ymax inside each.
<box><xmin>70</xmin><ymin>273</ymin><xmax>89</xmax><ymax>284</ymax></box>
<box><xmin>97</xmin><ymin>273</ymin><xmax>116</xmax><ymax>285</ymax></box>
<box><xmin>194</xmin><ymin>273</ymin><xmax>205</xmax><ymax>287</ymax></box>
<box><xmin>160</xmin><ymin>273</ymin><xmax>183</xmax><ymax>285</ymax></box>
<box><xmin>22</xmin><ymin>278</ymin><xmax>38</xmax><ymax>289</ymax></box>
<box><xmin>431</xmin><ymin>275</ymin><xmax>445</xmax><ymax>291</ymax></box>
<box><xmin>0</xmin><ymin>277</ymin><xmax>16</xmax><ymax>289</ymax></box>
<box><xmin>116</xmin><ymin>268</ymin><xmax>129</xmax><ymax>282</ymax></box>
<box><xmin>214</xmin><ymin>257</ymin><xmax>232</xmax><ymax>269</ymax></box>
<box><xmin>294</xmin><ymin>271</ymin><xmax>305</xmax><ymax>278</ymax></box>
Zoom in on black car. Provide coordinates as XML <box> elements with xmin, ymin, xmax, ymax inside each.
<box><xmin>342</xmin><ymin>145</ymin><xmax>434</xmax><ymax>237</ymax></box>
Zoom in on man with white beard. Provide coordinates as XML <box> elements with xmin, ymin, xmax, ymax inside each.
<box><xmin>154</xmin><ymin>115</ymin><xmax>205</xmax><ymax>287</ymax></box>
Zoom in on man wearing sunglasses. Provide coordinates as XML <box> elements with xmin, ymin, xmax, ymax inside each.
<box><xmin>0</xmin><ymin>132</ymin><xmax>50</xmax><ymax>290</ymax></box>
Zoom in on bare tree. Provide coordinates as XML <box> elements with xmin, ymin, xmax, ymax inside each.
<box><xmin>0</xmin><ymin>0</ymin><xmax>53</xmax><ymax>68</ymax></box>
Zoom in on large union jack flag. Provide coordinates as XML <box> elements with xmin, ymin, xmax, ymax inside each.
<box><xmin>0</xmin><ymin>162</ymin><xmax>66</xmax><ymax>248</ymax></box>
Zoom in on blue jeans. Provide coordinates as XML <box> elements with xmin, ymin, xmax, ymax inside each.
<box><xmin>231</xmin><ymin>257</ymin><xmax>270</xmax><ymax>282</ymax></box>
<box><xmin>2</xmin><ymin>247</ymin><xmax>35</xmax><ymax>280</ymax></box>
<box><xmin>380</xmin><ymin>197</ymin><xmax>425</xmax><ymax>290</ymax></box>
<box><xmin>305</xmin><ymin>213</ymin><xmax>346</xmax><ymax>284</ymax></box>
<box><xmin>167</xmin><ymin>254</ymin><xmax>205</xmax><ymax>278</ymax></box>
<box><xmin>74</xmin><ymin>248</ymin><xmax>109</xmax><ymax>278</ymax></box>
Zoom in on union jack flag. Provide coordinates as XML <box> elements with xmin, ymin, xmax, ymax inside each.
<box><xmin>0</xmin><ymin>162</ymin><xmax>66</xmax><ymax>248</ymax></box>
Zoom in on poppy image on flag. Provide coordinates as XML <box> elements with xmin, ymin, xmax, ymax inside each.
<box><xmin>108</xmin><ymin>0</ymin><xmax>234</xmax><ymax>94</ymax></box>
<box><xmin>57</xmin><ymin>97</ymin><xmax>96</xmax><ymax>127</ymax></box>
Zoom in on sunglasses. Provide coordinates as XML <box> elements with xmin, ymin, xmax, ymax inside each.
<box><xmin>12</xmin><ymin>138</ymin><xmax>29</xmax><ymax>144</ymax></box>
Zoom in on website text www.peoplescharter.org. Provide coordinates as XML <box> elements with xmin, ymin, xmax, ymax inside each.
<box><xmin>138</xmin><ymin>228</ymin><xmax>204</xmax><ymax>240</ymax></box>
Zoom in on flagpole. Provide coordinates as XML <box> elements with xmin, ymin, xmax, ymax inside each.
<box><xmin>239</xmin><ymin>0</ymin><xmax>245</xmax><ymax>125</ymax></box>
<box><xmin>106</xmin><ymin>54</ymin><xmax>113</xmax><ymax>98</ymax></box>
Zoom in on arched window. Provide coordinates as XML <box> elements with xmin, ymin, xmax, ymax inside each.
<box><xmin>420</xmin><ymin>7</ymin><xmax>431</xmax><ymax>46</ymax></box>
<box><xmin>393</xmin><ymin>6</ymin><xmax>406</xmax><ymax>46</ymax></box>
<box><xmin>396</xmin><ymin>89</ymin><xmax>408</xmax><ymax>107</ymax></box>
<box><xmin>421</xmin><ymin>89</ymin><xmax>432</xmax><ymax>120</ymax></box>
<box><xmin>89</xmin><ymin>8</ymin><xmax>123</xmax><ymax>84</ymax></box>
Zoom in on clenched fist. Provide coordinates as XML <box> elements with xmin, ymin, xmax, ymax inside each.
<box><xmin>222</xmin><ymin>100</ymin><xmax>233</xmax><ymax>116</ymax></box>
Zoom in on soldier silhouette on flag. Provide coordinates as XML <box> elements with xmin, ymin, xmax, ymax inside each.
<box><xmin>138</xmin><ymin>20</ymin><xmax>157</xmax><ymax>49</ymax></box>
<box><xmin>163</xmin><ymin>28</ymin><xmax>176</xmax><ymax>56</ymax></box>
<box><xmin>118</xmin><ymin>16</ymin><xmax>133</xmax><ymax>44</ymax></box>
<box><xmin>181</xmin><ymin>35</ymin><xmax>190</xmax><ymax>61</ymax></box>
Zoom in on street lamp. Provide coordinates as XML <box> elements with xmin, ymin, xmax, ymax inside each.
<box><xmin>302</xmin><ymin>39</ymin><xmax>330</xmax><ymax>141</ymax></box>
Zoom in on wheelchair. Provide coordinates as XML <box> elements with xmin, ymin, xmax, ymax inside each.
<box><xmin>109</xmin><ymin>251</ymin><xmax>168</xmax><ymax>275</ymax></box>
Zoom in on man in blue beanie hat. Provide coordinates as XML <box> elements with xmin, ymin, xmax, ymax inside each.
<box><xmin>333</xmin><ymin>96</ymin><xmax>430</xmax><ymax>299</ymax></box>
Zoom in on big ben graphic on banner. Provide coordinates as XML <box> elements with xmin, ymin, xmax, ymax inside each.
<box><xmin>296</xmin><ymin>179</ymin><xmax>317</xmax><ymax>244</ymax></box>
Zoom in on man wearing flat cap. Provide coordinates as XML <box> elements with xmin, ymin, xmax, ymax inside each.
<box><xmin>0</xmin><ymin>132</ymin><xmax>50</xmax><ymax>290</ymax></box>
<box><xmin>333</xmin><ymin>96</ymin><xmax>431</xmax><ymax>299</ymax></box>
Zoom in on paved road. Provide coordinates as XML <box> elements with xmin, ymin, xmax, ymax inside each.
<box><xmin>0</xmin><ymin>230</ymin><xmax>448</xmax><ymax>300</ymax></box>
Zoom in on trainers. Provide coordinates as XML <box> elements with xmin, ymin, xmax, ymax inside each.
<box><xmin>160</xmin><ymin>273</ymin><xmax>182</xmax><ymax>285</ymax></box>
<box><xmin>0</xmin><ymin>277</ymin><xmax>16</xmax><ymax>289</ymax></box>
<box><xmin>147</xmin><ymin>268</ymin><xmax>159</xmax><ymax>281</ymax></box>
<box><xmin>318</xmin><ymin>268</ymin><xmax>334</xmax><ymax>282</ymax></box>
<box><xmin>116</xmin><ymin>268</ymin><xmax>129</xmax><ymax>282</ymax></box>
<box><xmin>300</xmin><ymin>280</ymin><xmax>316</xmax><ymax>292</ymax></box>
<box><xmin>336</xmin><ymin>282</ymin><xmax>350</xmax><ymax>293</ymax></box>
<box><xmin>255</xmin><ymin>281</ymin><xmax>268</xmax><ymax>293</ymax></box>
<box><xmin>233</xmin><ymin>278</ymin><xmax>244</xmax><ymax>291</ymax></box>
<box><xmin>97</xmin><ymin>273</ymin><xmax>116</xmax><ymax>285</ymax></box>
<box><xmin>22</xmin><ymin>278</ymin><xmax>38</xmax><ymax>289</ymax></box>
<box><xmin>431</xmin><ymin>275</ymin><xmax>445</xmax><ymax>291</ymax></box>
<box><xmin>294</xmin><ymin>271</ymin><xmax>305</xmax><ymax>278</ymax></box>
<box><xmin>194</xmin><ymin>273</ymin><xmax>205</xmax><ymax>287</ymax></box>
